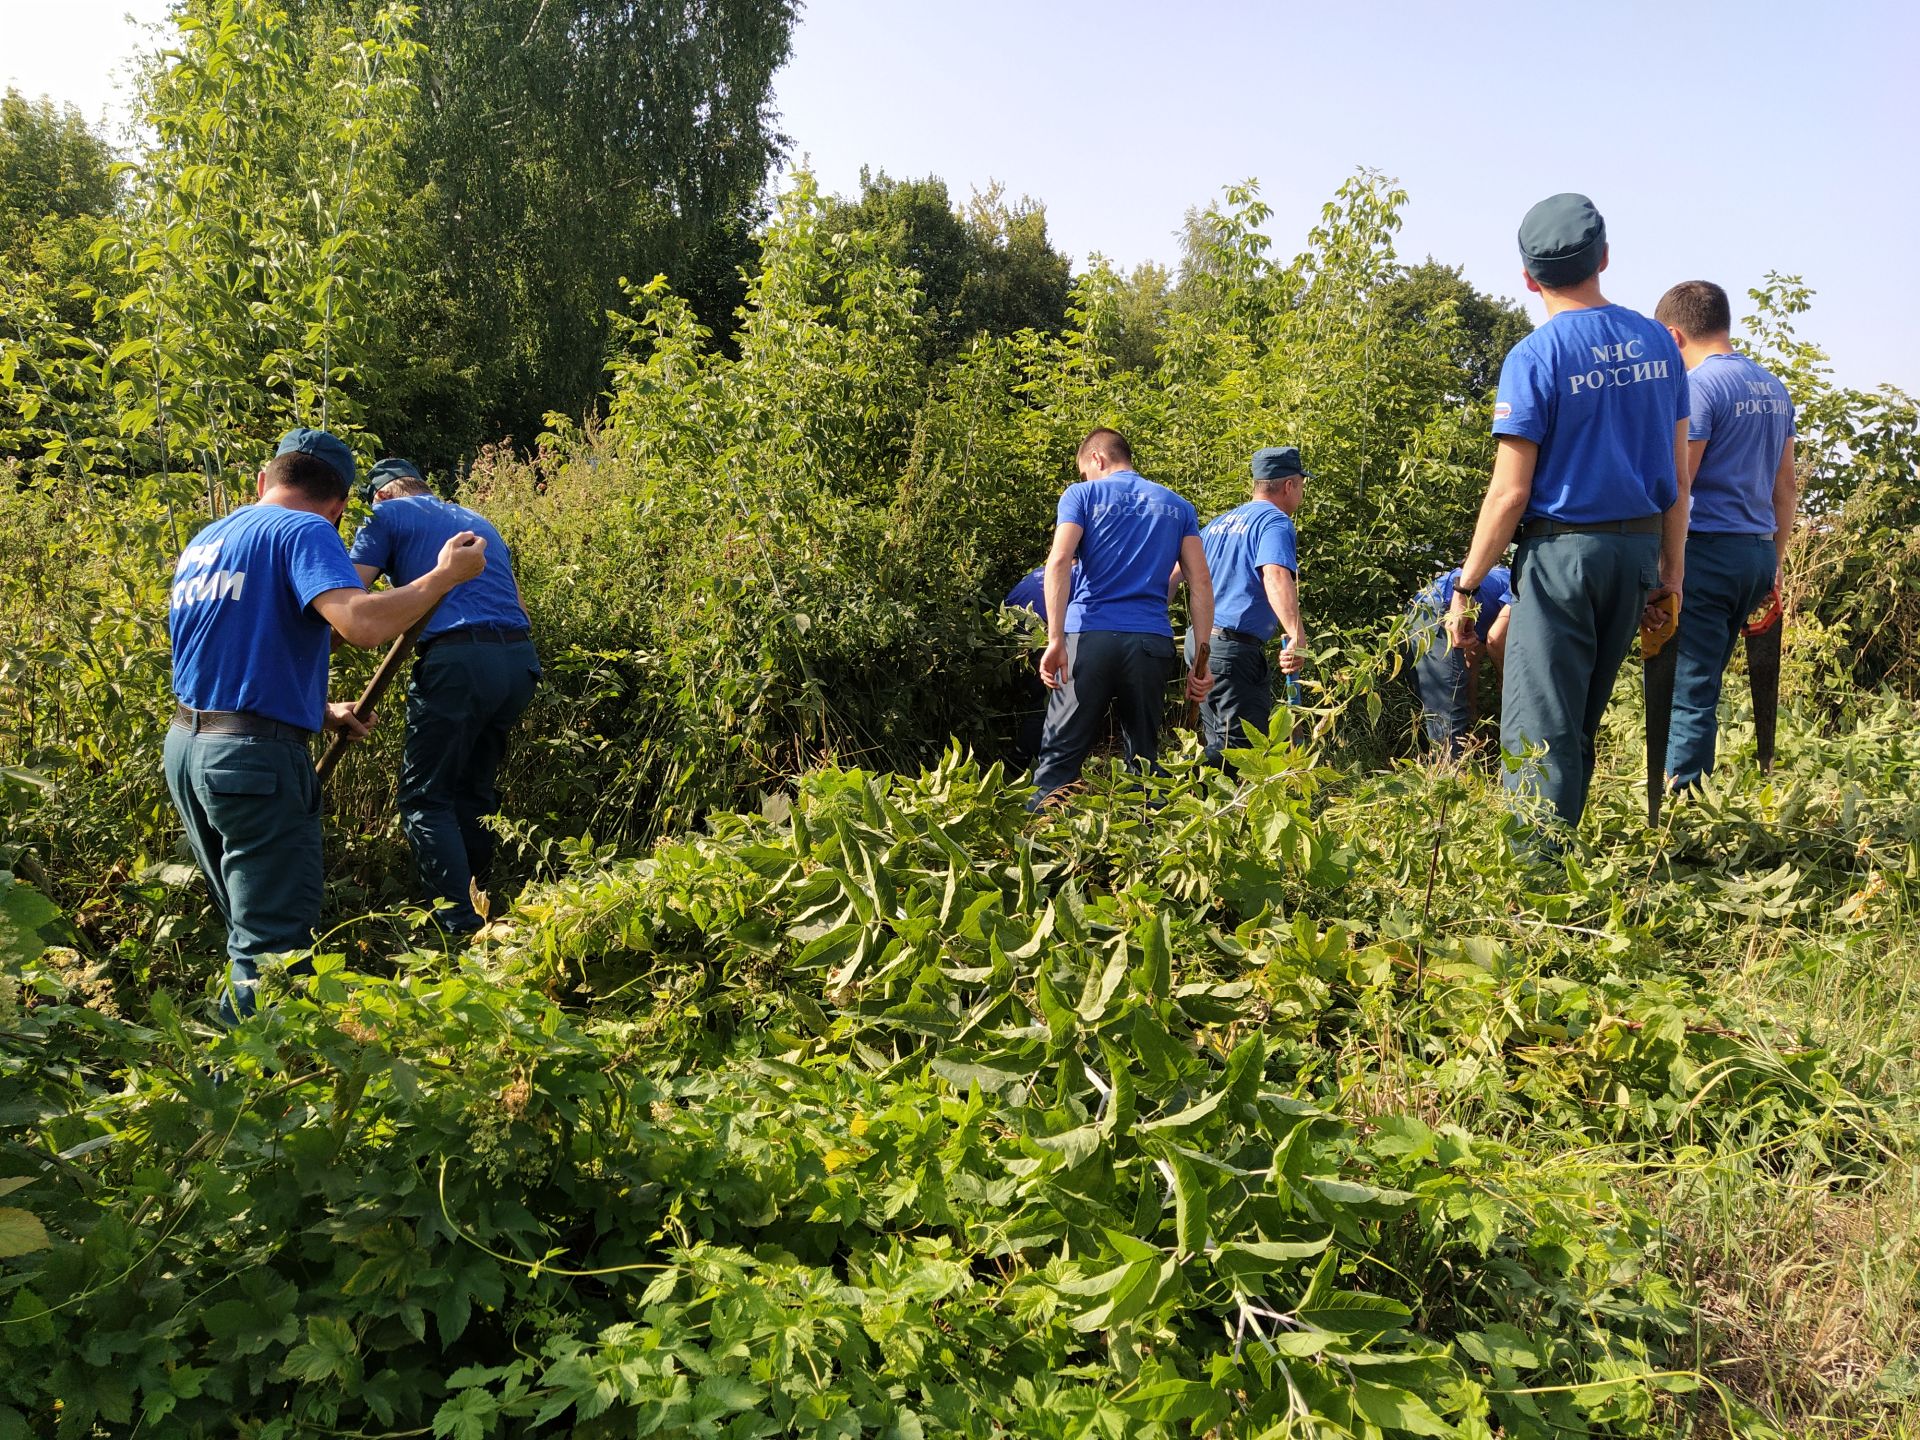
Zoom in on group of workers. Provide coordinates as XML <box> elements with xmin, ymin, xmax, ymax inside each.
<box><xmin>165</xmin><ymin>433</ymin><xmax>535</xmax><ymax>1018</ymax></box>
<box><xmin>162</xmin><ymin>189</ymin><xmax>1797</xmax><ymax>1019</ymax></box>
<box><xmin>1015</xmin><ymin>192</ymin><xmax>1797</xmax><ymax>839</ymax></box>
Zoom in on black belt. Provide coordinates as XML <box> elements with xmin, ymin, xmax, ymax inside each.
<box><xmin>1211</xmin><ymin>626</ymin><xmax>1266</xmax><ymax>645</ymax></box>
<box><xmin>419</xmin><ymin>625</ymin><xmax>530</xmax><ymax>652</ymax></box>
<box><xmin>172</xmin><ymin>705</ymin><xmax>314</xmax><ymax>742</ymax></box>
<box><xmin>1518</xmin><ymin>515</ymin><xmax>1661</xmax><ymax>540</ymax></box>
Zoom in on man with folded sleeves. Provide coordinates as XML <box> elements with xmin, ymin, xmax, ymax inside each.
<box><xmin>1652</xmin><ymin>279</ymin><xmax>1797</xmax><ymax>787</ymax></box>
<box><xmin>1027</xmin><ymin>428</ymin><xmax>1215</xmax><ymax>807</ymax></box>
<box><xmin>166</xmin><ymin>429</ymin><xmax>486</xmax><ymax>1018</ymax></box>
<box><xmin>350</xmin><ymin>458</ymin><xmax>539</xmax><ymax>934</ymax></box>
<box><xmin>1448</xmin><ymin>194</ymin><xmax>1691</xmax><ymax>834</ymax></box>
<box><xmin>1181</xmin><ymin>446</ymin><xmax>1310</xmax><ymax>767</ymax></box>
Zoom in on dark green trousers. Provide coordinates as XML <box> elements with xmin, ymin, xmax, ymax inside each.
<box><xmin>163</xmin><ymin>726</ymin><xmax>322</xmax><ymax>1020</ymax></box>
<box><xmin>1500</xmin><ymin>531</ymin><xmax>1659</xmax><ymax>831</ymax></box>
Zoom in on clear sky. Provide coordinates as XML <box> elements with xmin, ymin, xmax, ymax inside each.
<box><xmin>7</xmin><ymin>0</ymin><xmax>1916</xmax><ymax>394</ymax></box>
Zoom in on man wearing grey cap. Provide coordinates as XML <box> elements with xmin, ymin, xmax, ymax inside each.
<box><xmin>1176</xmin><ymin>446</ymin><xmax>1309</xmax><ymax>767</ymax></box>
<box><xmin>165</xmin><ymin>427</ymin><xmax>487</xmax><ymax>1019</ymax></box>
<box><xmin>1447</xmin><ymin>194</ymin><xmax>1691</xmax><ymax>837</ymax></box>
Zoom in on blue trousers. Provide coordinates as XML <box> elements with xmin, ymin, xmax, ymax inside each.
<box><xmin>1500</xmin><ymin>531</ymin><xmax>1659</xmax><ymax>830</ymax></box>
<box><xmin>397</xmin><ymin>637</ymin><xmax>540</xmax><ymax>929</ymax></box>
<box><xmin>1668</xmin><ymin>533</ymin><xmax>1776</xmax><ymax>786</ymax></box>
<box><xmin>1407</xmin><ymin>611</ymin><xmax>1473</xmax><ymax>757</ymax></box>
<box><xmin>163</xmin><ymin>726</ymin><xmax>322</xmax><ymax>1020</ymax></box>
<box><xmin>1028</xmin><ymin>630</ymin><xmax>1176</xmax><ymax>806</ymax></box>
<box><xmin>1194</xmin><ymin>629</ymin><xmax>1271</xmax><ymax>767</ymax></box>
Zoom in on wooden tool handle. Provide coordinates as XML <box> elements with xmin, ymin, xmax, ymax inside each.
<box><xmin>314</xmin><ymin>603</ymin><xmax>442</xmax><ymax>785</ymax></box>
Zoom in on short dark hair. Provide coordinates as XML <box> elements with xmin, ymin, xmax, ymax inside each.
<box><xmin>1655</xmin><ymin>280</ymin><xmax>1732</xmax><ymax>340</ymax></box>
<box><xmin>1077</xmin><ymin>427</ymin><xmax>1133</xmax><ymax>467</ymax></box>
<box><xmin>262</xmin><ymin>449</ymin><xmax>349</xmax><ymax>502</ymax></box>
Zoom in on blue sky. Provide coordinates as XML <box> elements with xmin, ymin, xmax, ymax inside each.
<box><xmin>8</xmin><ymin>0</ymin><xmax>1916</xmax><ymax>393</ymax></box>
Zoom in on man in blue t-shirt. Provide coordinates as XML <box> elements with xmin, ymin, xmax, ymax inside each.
<box><xmin>1447</xmin><ymin>193</ymin><xmax>1691</xmax><ymax>835</ymax></box>
<box><xmin>166</xmin><ymin>428</ymin><xmax>487</xmax><ymax>1019</ymax></box>
<box><xmin>1177</xmin><ymin>446</ymin><xmax>1309</xmax><ymax>767</ymax></box>
<box><xmin>1028</xmin><ymin>428</ymin><xmax>1215</xmax><ymax>806</ymax></box>
<box><xmin>1653</xmin><ymin>280</ymin><xmax>1798</xmax><ymax>787</ymax></box>
<box><xmin>349</xmin><ymin>459</ymin><xmax>539</xmax><ymax>933</ymax></box>
<box><xmin>1409</xmin><ymin>566</ymin><xmax>1512</xmax><ymax>758</ymax></box>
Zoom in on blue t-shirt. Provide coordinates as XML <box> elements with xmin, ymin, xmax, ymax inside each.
<box><xmin>1005</xmin><ymin>567</ymin><xmax>1046</xmax><ymax>617</ymax></box>
<box><xmin>1057</xmin><ymin>471</ymin><xmax>1200</xmax><ymax>636</ymax></box>
<box><xmin>169</xmin><ymin>504</ymin><xmax>366</xmax><ymax>732</ymax></box>
<box><xmin>347</xmin><ymin>495</ymin><xmax>528</xmax><ymax>642</ymax></box>
<box><xmin>1492</xmin><ymin>305</ymin><xmax>1689</xmax><ymax>524</ymax></box>
<box><xmin>1004</xmin><ymin>564</ymin><xmax>1083</xmax><ymax>622</ymax></box>
<box><xmin>1685</xmin><ymin>352</ymin><xmax>1795</xmax><ymax>535</ymax></box>
<box><xmin>1200</xmin><ymin>499</ymin><xmax>1298</xmax><ymax>641</ymax></box>
<box><xmin>1414</xmin><ymin>566</ymin><xmax>1512</xmax><ymax>642</ymax></box>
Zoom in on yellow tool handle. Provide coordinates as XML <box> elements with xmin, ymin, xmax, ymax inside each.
<box><xmin>1640</xmin><ymin>591</ymin><xmax>1680</xmax><ymax>659</ymax></box>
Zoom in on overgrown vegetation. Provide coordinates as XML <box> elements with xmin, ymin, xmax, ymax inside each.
<box><xmin>5</xmin><ymin>706</ymin><xmax>1920</xmax><ymax>1437</ymax></box>
<box><xmin>3</xmin><ymin>2</ymin><xmax>1920</xmax><ymax>1435</ymax></box>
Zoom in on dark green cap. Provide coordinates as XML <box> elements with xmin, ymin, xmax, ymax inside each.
<box><xmin>1252</xmin><ymin>446</ymin><xmax>1312</xmax><ymax>482</ymax></box>
<box><xmin>1518</xmin><ymin>193</ymin><xmax>1606</xmax><ymax>287</ymax></box>
<box><xmin>274</xmin><ymin>426</ymin><xmax>357</xmax><ymax>492</ymax></box>
<box><xmin>360</xmin><ymin>456</ymin><xmax>423</xmax><ymax>505</ymax></box>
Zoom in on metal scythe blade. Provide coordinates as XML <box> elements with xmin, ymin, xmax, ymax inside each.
<box><xmin>1743</xmin><ymin>586</ymin><xmax>1784</xmax><ymax>775</ymax></box>
<box><xmin>1642</xmin><ymin>592</ymin><xmax>1681</xmax><ymax>827</ymax></box>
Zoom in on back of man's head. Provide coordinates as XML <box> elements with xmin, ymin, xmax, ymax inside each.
<box><xmin>1518</xmin><ymin>193</ymin><xmax>1607</xmax><ymax>290</ymax></box>
<box><xmin>1077</xmin><ymin>428</ymin><xmax>1133</xmax><ymax>470</ymax></box>
<box><xmin>1654</xmin><ymin>280</ymin><xmax>1732</xmax><ymax>341</ymax></box>
<box><xmin>262</xmin><ymin>450</ymin><xmax>349</xmax><ymax>503</ymax></box>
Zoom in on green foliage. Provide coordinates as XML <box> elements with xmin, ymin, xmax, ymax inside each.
<box><xmin>0</xmin><ymin>90</ymin><xmax>117</xmax><ymax>241</ymax></box>
<box><xmin>4</xmin><ymin>705</ymin><xmax>1916</xmax><ymax>1436</ymax></box>
<box><xmin>306</xmin><ymin>0</ymin><xmax>798</xmax><ymax>460</ymax></box>
<box><xmin>1734</xmin><ymin>274</ymin><xmax>1920</xmax><ymax>698</ymax></box>
<box><xmin>0</xmin><ymin>0</ymin><xmax>417</xmax><ymax>499</ymax></box>
<box><xmin>825</xmin><ymin>170</ymin><xmax>1074</xmax><ymax>365</ymax></box>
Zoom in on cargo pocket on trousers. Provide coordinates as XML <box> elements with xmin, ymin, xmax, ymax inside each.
<box><xmin>204</xmin><ymin>767</ymin><xmax>276</xmax><ymax>797</ymax></box>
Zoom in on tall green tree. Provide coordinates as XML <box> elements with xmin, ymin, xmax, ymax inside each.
<box><xmin>1375</xmin><ymin>259</ymin><xmax>1531</xmax><ymax>399</ymax></box>
<box><xmin>294</xmin><ymin>0</ymin><xmax>797</xmax><ymax>463</ymax></box>
<box><xmin>0</xmin><ymin>91</ymin><xmax>117</xmax><ymax>248</ymax></box>
<box><xmin>825</xmin><ymin>169</ymin><xmax>1071</xmax><ymax>365</ymax></box>
<box><xmin>0</xmin><ymin>92</ymin><xmax>120</xmax><ymax>466</ymax></box>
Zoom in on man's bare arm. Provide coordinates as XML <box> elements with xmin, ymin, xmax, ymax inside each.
<box><xmin>1261</xmin><ymin>563</ymin><xmax>1303</xmax><ymax>640</ymax></box>
<box><xmin>1656</xmin><ymin>417</ymin><xmax>1691</xmax><ymax>604</ymax></box>
<box><xmin>1449</xmin><ymin>437</ymin><xmax>1536</xmax><ymax>645</ymax></box>
<box><xmin>1178</xmin><ymin>533</ymin><xmax>1216</xmax><ymax>703</ymax></box>
<box><xmin>1037</xmin><ymin>524</ymin><xmax>1082</xmax><ymax>690</ymax></box>
<box><xmin>1771</xmin><ymin>437</ymin><xmax>1798</xmax><ymax>578</ymax></box>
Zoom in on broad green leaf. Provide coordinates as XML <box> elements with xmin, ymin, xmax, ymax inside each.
<box><xmin>0</xmin><ymin>1208</ymin><xmax>48</xmax><ymax>1258</ymax></box>
<box><xmin>1137</xmin><ymin>1088</ymin><xmax>1224</xmax><ymax>1135</ymax></box>
<box><xmin>1296</xmin><ymin>1287</ymin><xmax>1414</xmax><ymax>1337</ymax></box>
<box><xmin>434</xmin><ymin>1388</ymin><xmax>499</xmax><ymax>1440</ymax></box>
<box><xmin>0</xmin><ymin>879</ymin><xmax>60</xmax><ymax>965</ymax></box>
<box><xmin>1350</xmin><ymin>1379</ymin><xmax>1453</xmax><ymax>1436</ymax></box>
<box><xmin>1170</xmin><ymin>1154</ymin><xmax>1208</xmax><ymax>1258</ymax></box>
<box><xmin>1211</xmin><ymin>1234</ymin><xmax>1333</xmax><ymax>1284</ymax></box>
